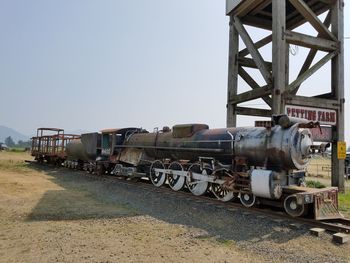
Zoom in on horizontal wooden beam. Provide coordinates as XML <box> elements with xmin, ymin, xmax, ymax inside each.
<box><xmin>232</xmin><ymin>0</ymin><xmax>266</xmax><ymax>17</ymax></box>
<box><xmin>287</xmin><ymin>51</ymin><xmax>337</xmax><ymax>93</ymax></box>
<box><xmin>238</xmin><ymin>57</ymin><xmax>272</xmax><ymax>71</ymax></box>
<box><xmin>289</xmin><ymin>0</ymin><xmax>336</xmax><ymax>41</ymax></box>
<box><xmin>241</xmin><ymin>15</ymin><xmax>272</xmax><ymax>30</ymax></box>
<box><xmin>229</xmin><ymin>86</ymin><xmax>272</xmax><ymax>104</ymax></box>
<box><xmin>235</xmin><ymin>107</ymin><xmax>272</xmax><ymax>117</ymax></box>
<box><xmin>238</xmin><ymin>66</ymin><xmax>272</xmax><ymax>107</ymax></box>
<box><xmin>314</xmin><ymin>92</ymin><xmax>334</xmax><ymax>99</ymax></box>
<box><xmin>233</xmin><ymin>17</ymin><xmax>272</xmax><ymax>85</ymax></box>
<box><xmin>284</xmin><ymin>30</ymin><xmax>338</xmax><ymax>52</ymax></box>
<box><xmin>284</xmin><ymin>95</ymin><xmax>340</xmax><ymax>110</ymax></box>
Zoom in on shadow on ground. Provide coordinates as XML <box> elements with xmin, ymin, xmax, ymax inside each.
<box><xmin>27</xmin><ymin>163</ymin><xmax>308</xmax><ymax>244</ymax></box>
<box><xmin>27</xmin><ymin>189</ymin><xmax>136</xmax><ymax>221</ymax></box>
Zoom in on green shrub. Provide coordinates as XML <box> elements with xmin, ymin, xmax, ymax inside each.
<box><xmin>305</xmin><ymin>180</ymin><xmax>326</xmax><ymax>189</ymax></box>
<box><xmin>339</xmin><ymin>191</ymin><xmax>350</xmax><ymax>217</ymax></box>
<box><xmin>9</xmin><ymin>148</ymin><xmax>27</xmax><ymax>152</ymax></box>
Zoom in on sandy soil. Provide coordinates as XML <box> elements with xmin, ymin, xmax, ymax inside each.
<box><xmin>0</xmin><ymin>152</ymin><xmax>267</xmax><ymax>263</ymax></box>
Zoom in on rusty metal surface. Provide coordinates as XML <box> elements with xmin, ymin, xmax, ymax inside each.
<box><xmin>118</xmin><ymin>148</ymin><xmax>145</xmax><ymax>166</ymax></box>
<box><xmin>172</xmin><ymin>124</ymin><xmax>209</xmax><ymax>138</ymax></box>
<box><xmin>313</xmin><ymin>188</ymin><xmax>342</xmax><ymax>220</ymax></box>
<box><xmin>31</xmin><ymin>128</ymin><xmax>80</xmax><ymax>161</ymax></box>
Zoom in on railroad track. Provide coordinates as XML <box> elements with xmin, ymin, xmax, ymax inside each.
<box><xmin>108</xmin><ymin>175</ymin><xmax>350</xmax><ymax>234</ymax></box>
<box><xmin>28</xmin><ymin>161</ymin><xmax>350</xmax><ymax>234</ymax></box>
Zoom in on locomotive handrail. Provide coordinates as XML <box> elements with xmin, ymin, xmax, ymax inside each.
<box><xmin>116</xmin><ymin>145</ymin><xmax>225</xmax><ymax>153</ymax></box>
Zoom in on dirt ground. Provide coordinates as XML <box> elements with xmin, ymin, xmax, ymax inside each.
<box><xmin>0</xmin><ymin>152</ymin><xmax>349</xmax><ymax>263</ymax></box>
<box><xmin>0</xmin><ymin>152</ymin><xmax>268</xmax><ymax>263</ymax></box>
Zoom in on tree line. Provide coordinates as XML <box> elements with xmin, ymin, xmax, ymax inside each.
<box><xmin>3</xmin><ymin>136</ymin><xmax>31</xmax><ymax>148</ymax></box>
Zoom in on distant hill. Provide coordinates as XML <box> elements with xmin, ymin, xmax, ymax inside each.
<box><xmin>0</xmin><ymin>125</ymin><xmax>30</xmax><ymax>143</ymax></box>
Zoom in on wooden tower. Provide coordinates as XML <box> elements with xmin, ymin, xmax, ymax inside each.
<box><xmin>226</xmin><ymin>0</ymin><xmax>345</xmax><ymax>191</ymax></box>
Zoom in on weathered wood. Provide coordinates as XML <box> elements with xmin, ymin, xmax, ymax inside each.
<box><xmin>285</xmin><ymin>42</ymin><xmax>290</xmax><ymax>89</ymax></box>
<box><xmin>251</xmin><ymin>0</ymin><xmax>271</xmax><ymax>15</ymax></box>
<box><xmin>310</xmin><ymin>228</ymin><xmax>325</xmax><ymax>237</ymax></box>
<box><xmin>272</xmin><ymin>0</ymin><xmax>286</xmax><ymax>114</ymax></box>
<box><xmin>331</xmin><ymin>0</ymin><xmax>345</xmax><ymax>192</ymax></box>
<box><xmin>289</xmin><ymin>0</ymin><xmax>336</xmax><ymax>41</ymax></box>
<box><xmin>233</xmin><ymin>17</ymin><xmax>272</xmax><ymax>85</ymax></box>
<box><xmin>287</xmin><ymin>51</ymin><xmax>337</xmax><ymax>94</ymax></box>
<box><xmin>226</xmin><ymin>16</ymin><xmax>239</xmax><ymax>128</ymax></box>
<box><xmin>239</xmin><ymin>35</ymin><xmax>272</xmax><ymax>58</ymax></box>
<box><xmin>235</xmin><ymin>107</ymin><xmax>272</xmax><ymax>117</ymax></box>
<box><xmin>285</xmin><ymin>30</ymin><xmax>338</xmax><ymax>52</ymax></box>
<box><xmin>314</xmin><ymin>92</ymin><xmax>334</xmax><ymax>99</ymax></box>
<box><xmin>291</xmin><ymin>12</ymin><xmax>332</xmax><ymax>95</ymax></box>
<box><xmin>229</xmin><ymin>85</ymin><xmax>272</xmax><ymax>105</ymax></box>
<box><xmin>286</xmin><ymin>2</ymin><xmax>330</xmax><ymax>29</ymax></box>
<box><xmin>238</xmin><ymin>66</ymin><xmax>272</xmax><ymax>107</ymax></box>
<box><xmin>317</xmin><ymin>0</ymin><xmax>334</xmax><ymax>4</ymax></box>
<box><xmin>238</xmin><ymin>57</ymin><xmax>272</xmax><ymax>72</ymax></box>
<box><xmin>284</xmin><ymin>95</ymin><xmax>340</xmax><ymax>110</ymax></box>
<box><xmin>242</xmin><ymin>15</ymin><xmax>272</xmax><ymax>30</ymax></box>
<box><xmin>333</xmin><ymin>233</ymin><xmax>350</xmax><ymax>244</ymax></box>
<box><xmin>239</xmin><ymin>10</ymin><xmax>330</xmax><ymax>59</ymax></box>
<box><xmin>232</xmin><ymin>0</ymin><xmax>265</xmax><ymax>17</ymax></box>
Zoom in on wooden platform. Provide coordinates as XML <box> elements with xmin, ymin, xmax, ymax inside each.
<box><xmin>228</xmin><ymin>0</ymin><xmax>331</xmax><ymax>30</ymax></box>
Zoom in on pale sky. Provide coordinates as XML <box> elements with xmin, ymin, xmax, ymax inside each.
<box><xmin>0</xmin><ymin>1</ymin><xmax>349</xmax><ymax>143</ymax></box>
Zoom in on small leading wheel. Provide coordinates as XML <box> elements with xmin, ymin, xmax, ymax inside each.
<box><xmin>284</xmin><ymin>194</ymin><xmax>306</xmax><ymax>217</ymax></box>
<box><xmin>211</xmin><ymin>184</ymin><xmax>235</xmax><ymax>202</ymax></box>
<box><xmin>186</xmin><ymin>163</ymin><xmax>210</xmax><ymax>196</ymax></box>
<box><xmin>150</xmin><ymin>160</ymin><xmax>166</xmax><ymax>187</ymax></box>
<box><xmin>240</xmin><ymin>193</ymin><xmax>256</xmax><ymax>207</ymax></box>
<box><xmin>168</xmin><ymin>162</ymin><xmax>185</xmax><ymax>191</ymax></box>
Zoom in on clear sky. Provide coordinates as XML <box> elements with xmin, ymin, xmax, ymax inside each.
<box><xmin>0</xmin><ymin>0</ymin><xmax>349</xmax><ymax>143</ymax></box>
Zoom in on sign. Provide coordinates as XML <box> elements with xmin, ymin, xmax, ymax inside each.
<box><xmin>285</xmin><ymin>105</ymin><xmax>337</xmax><ymax>126</ymax></box>
<box><xmin>310</xmin><ymin>126</ymin><xmax>333</xmax><ymax>142</ymax></box>
<box><xmin>337</xmin><ymin>141</ymin><xmax>346</xmax><ymax>160</ymax></box>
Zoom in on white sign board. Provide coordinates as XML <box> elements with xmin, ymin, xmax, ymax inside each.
<box><xmin>226</xmin><ymin>0</ymin><xmax>242</xmax><ymax>15</ymax></box>
<box><xmin>285</xmin><ymin>105</ymin><xmax>337</xmax><ymax>126</ymax></box>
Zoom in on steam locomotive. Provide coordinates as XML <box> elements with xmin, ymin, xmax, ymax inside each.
<box><xmin>31</xmin><ymin>115</ymin><xmax>341</xmax><ymax>220</ymax></box>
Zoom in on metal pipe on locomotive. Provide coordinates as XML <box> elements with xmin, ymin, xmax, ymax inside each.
<box><xmin>31</xmin><ymin>115</ymin><xmax>342</xmax><ymax>220</ymax></box>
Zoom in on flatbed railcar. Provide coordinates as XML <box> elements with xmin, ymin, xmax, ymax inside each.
<box><xmin>31</xmin><ymin>128</ymin><xmax>80</xmax><ymax>165</ymax></box>
<box><xmin>31</xmin><ymin>115</ymin><xmax>342</xmax><ymax>220</ymax></box>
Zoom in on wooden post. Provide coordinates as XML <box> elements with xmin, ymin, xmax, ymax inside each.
<box><xmin>227</xmin><ymin>15</ymin><xmax>239</xmax><ymax>127</ymax></box>
<box><xmin>272</xmin><ymin>0</ymin><xmax>286</xmax><ymax>114</ymax></box>
<box><xmin>331</xmin><ymin>0</ymin><xmax>345</xmax><ymax>192</ymax></box>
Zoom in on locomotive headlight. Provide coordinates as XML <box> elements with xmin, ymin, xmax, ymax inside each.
<box><xmin>300</xmin><ymin>131</ymin><xmax>313</xmax><ymax>158</ymax></box>
<box><xmin>304</xmin><ymin>194</ymin><xmax>313</xmax><ymax>204</ymax></box>
<box><xmin>290</xmin><ymin>126</ymin><xmax>313</xmax><ymax>170</ymax></box>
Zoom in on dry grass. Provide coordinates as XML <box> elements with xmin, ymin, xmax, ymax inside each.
<box><xmin>0</xmin><ymin>151</ymin><xmax>269</xmax><ymax>263</ymax></box>
<box><xmin>0</xmin><ymin>151</ymin><xmax>33</xmax><ymax>173</ymax></box>
<box><xmin>306</xmin><ymin>156</ymin><xmax>331</xmax><ymax>178</ymax></box>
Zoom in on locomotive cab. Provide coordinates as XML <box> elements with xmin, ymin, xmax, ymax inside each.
<box><xmin>100</xmin><ymin>128</ymin><xmax>147</xmax><ymax>158</ymax></box>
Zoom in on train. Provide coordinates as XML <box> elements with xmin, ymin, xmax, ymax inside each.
<box><xmin>31</xmin><ymin>115</ymin><xmax>342</xmax><ymax>220</ymax></box>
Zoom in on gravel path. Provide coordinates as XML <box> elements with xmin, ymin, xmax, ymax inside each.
<box><xmin>32</xmin><ymin>166</ymin><xmax>350</xmax><ymax>263</ymax></box>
